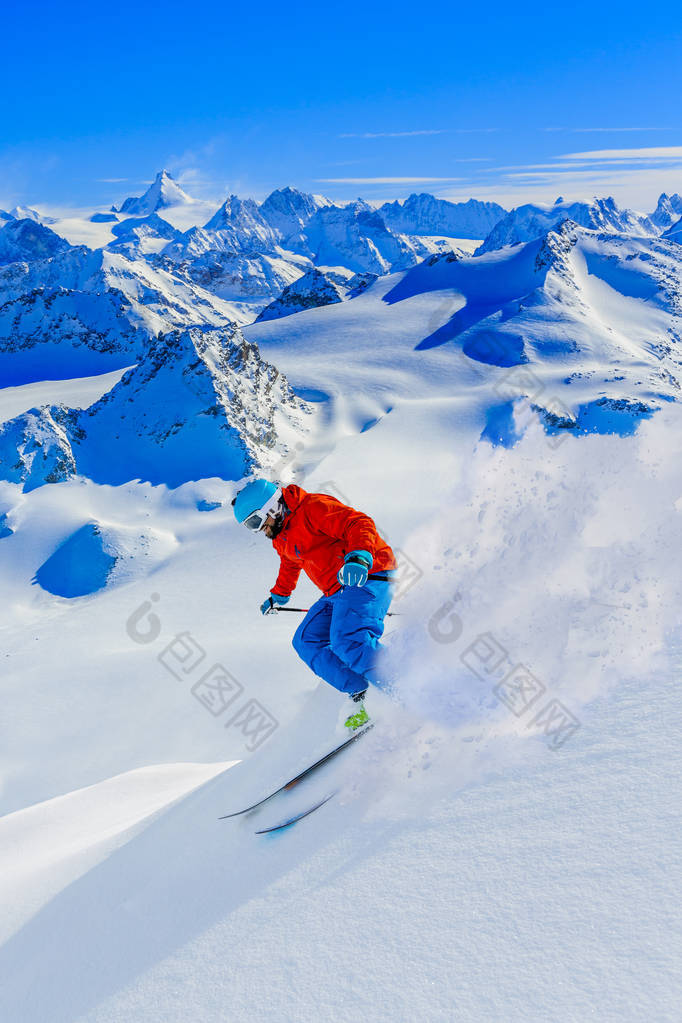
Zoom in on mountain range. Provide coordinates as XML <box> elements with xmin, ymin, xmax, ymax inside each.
<box><xmin>2</xmin><ymin>171</ymin><xmax>682</xmax><ymax>491</ymax></box>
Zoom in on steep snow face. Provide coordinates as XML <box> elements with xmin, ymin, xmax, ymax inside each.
<box><xmin>477</xmin><ymin>197</ymin><xmax>656</xmax><ymax>254</ymax></box>
<box><xmin>259</xmin><ymin>187</ymin><xmax>333</xmax><ymax>242</ymax></box>
<box><xmin>664</xmin><ymin>216</ymin><xmax>682</xmax><ymax>243</ymax></box>
<box><xmin>649</xmin><ymin>192</ymin><xmax>682</xmax><ymax>232</ymax></box>
<box><xmin>301</xmin><ymin>203</ymin><xmax>447</xmax><ymax>274</ymax></box>
<box><xmin>34</xmin><ymin>522</ymin><xmax>117</xmax><ymax>596</ymax></box>
<box><xmin>117</xmin><ymin>170</ymin><xmax>194</xmax><ymax>216</ymax></box>
<box><xmin>0</xmin><ymin>404</ymin><xmax>78</xmax><ymax>491</ymax></box>
<box><xmin>0</xmin><ymin>510</ymin><xmax>12</xmax><ymax>537</ymax></box>
<box><xmin>0</xmin><ymin>219</ymin><xmax>72</xmax><ymax>266</ymax></box>
<box><xmin>163</xmin><ymin>250</ymin><xmax>307</xmax><ymax>305</ymax></box>
<box><xmin>256</xmin><ymin>266</ymin><xmax>350</xmax><ymax>322</ymax></box>
<box><xmin>154</xmin><ymin>195</ymin><xmax>318</xmax><ymax>311</ymax></box>
<box><xmin>0</xmin><ymin>326</ymin><xmax>313</xmax><ymax>490</ymax></box>
<box><xmin>0</xmin><ymin>247</ymin><xmax>242</xmax><ymax>386</ymax></box>
<box><xmin>202</xmin><ymin>196</ymin><xmax>280</xmax><ymax>252</ymax></box>
<box><xmin>159</xmin><ymin>196</ymin><xmax>289</xmax><ymax>301</ymax></box>
<box><xmin>379</xmin><ymin>193</ymin><xmax>506</xmax><ymax>239</ymax></box>
<box><xmin>77</xmin><ymin>325</ymin><xmax>313</xmax><ymax>487</ymax></box>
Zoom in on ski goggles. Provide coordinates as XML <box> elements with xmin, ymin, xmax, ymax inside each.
<box><xmin>242</xmin><ymin>489</ymin><xmax>282</xmax><ymax>532</ymax></box>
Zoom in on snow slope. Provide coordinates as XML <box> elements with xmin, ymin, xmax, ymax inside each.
<box><xmin>0</xmin><ymin>402</ymin><xmax>680</xmax><ymax>1021</ymax></box>
<box><xmin>246</xmin><ymin>223</ymin><xmax>682</xmax><ymax>447</ymax></box>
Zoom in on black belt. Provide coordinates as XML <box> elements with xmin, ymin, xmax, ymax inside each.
<box><xmin>369</xmin><ymin>573</ymin><xmax>393</xmax><ymax>582</ymax></box>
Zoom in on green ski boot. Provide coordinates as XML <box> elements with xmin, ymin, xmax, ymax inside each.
<box><xmin>344</xmin><ymin>702</ymin><xmax>370</xmax><ymax>731</ymax></box>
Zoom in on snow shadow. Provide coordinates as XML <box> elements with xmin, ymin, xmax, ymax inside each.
<box><xmin>0</xmin><ymin>345</ymin><xmax>137</xmax><ymax>388</ymax></box>
<box><xmin>382</xmin><ymin>238</ymin><xmax>546</xmax><ymax>354</ymax></box>
<box><xmin>33</xmin><ymin>523</ymin><xmax>116</xmax><ymax>598</ymax></box>
<box><xmin>0</xmin><ymin>754</ymin><xmax>403</xmax><ymax>1023</ymax></box>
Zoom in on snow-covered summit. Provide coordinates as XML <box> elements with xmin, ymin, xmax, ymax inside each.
<box><xmin>259</xmin><ymin>187</ymin><xmax>332</xmax><ymax>242</ymax></box>
<box><xmin>379</xmin><ymin>193</ymin><xmax>506</xmax><ymax>239</ymax></box>
<box><xmin>117</xmin><ymin>170</ymin><xmax>194</xmax><ymax>216</ymax></box>
<box><xmin>301</xmin><ymin>202</ymin><xmax>452</xmax><ymax>274</ymax></box>
<box><xmin>476</xmin><ymin>196</ymin><xmax>655</xmax><ymax>254</ymax></box>
<box><xmin>256</xmin><ymin>266</ymin><xmax>354</xmax><ymax>322</ymax></box>
<box><xmin>0</xmin><ymin>218</ymin><xmax>73</xmax><ymax>267</ymax></box>
<box><xmin>202</xmin><ymin>195</ymin><xmax>280</xmax><ymax>251</ymax></box>
<box><xmin>649</xmin><ymin>192</ymin><xmax>682</xmax><ymax>232</ymax></box>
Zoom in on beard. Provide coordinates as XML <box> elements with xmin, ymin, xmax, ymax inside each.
<box><xmin>263</xmin><ymin>514</ymin><xmax>285</xmax><ymax>540</ymax></box>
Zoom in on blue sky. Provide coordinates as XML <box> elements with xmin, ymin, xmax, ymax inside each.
<box><xmin>2</xmin><ymin>0</ymin><xmax>682</xmax><ymax>213</ymax></box>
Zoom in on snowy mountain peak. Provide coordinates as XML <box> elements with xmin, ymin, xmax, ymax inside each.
<box><xmin>259</xmin><ymin>187</ymin><xmax>331</xmax><ymax>240</ymax></box>
<box><xmin>533</xmin><ymin>219</ymin><xmax>581</xmax><ymax>283</ymax></box>
<box><xmin>8</xmin><ymin>205</ymin><xmax>55</xmax><ymax>225</ymax></box>
<box><xmin>117</xmin><ymin>170</ymin><xmax>194</xmax><ymax>216</ymax></box>
<box><xmin>379</xmin><ymin>193</ymin><xmax>506</xmax><ymax>239</ymax></box>
<box><xmin>0</xmin><ymin>324</ymin><xmax>312</xmax><ymax>489</ymax></box>
<box><xmin>0</xmin><ymin>217</ymin><xmax>73</xmax><ymax>267</ymax></box>
<box><xmin>650</xmin><ymin>192</ymin><xmax>682</xmax><ymax>232</ymax></box>
<box><xmin>160</xmin><ymin>195</ymin><xmax>282</xmax><ymax>263</ymax></box>
<box><xmin>476</xmin><ymin>196</ymin><xmax>655</xmax><ymax>254</ymax></box>
<box><xmin>204</xmin><ymin>194</ymin><xmax>267</xmax><ymax>232</ymax></box>
<box><xmin>256</xmin><ymin>266</ymin><xmax>351</xmax><ymax>322</ymax></box>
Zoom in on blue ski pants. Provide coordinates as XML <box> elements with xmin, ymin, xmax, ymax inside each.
<box><xmin>292</xmin><ymin>575</ymin><xmax>395</xmax><ymax>695</ymax></box>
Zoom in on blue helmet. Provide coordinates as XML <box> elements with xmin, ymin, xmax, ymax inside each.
<box><xmin>232</xmin><ymin>479</ymin><xmax>282</xmax><ymax>531</ymax></box>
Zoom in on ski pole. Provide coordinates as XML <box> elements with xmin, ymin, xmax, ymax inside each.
<box><xmin>274</xmin><ymin>606</ymin><xmax>400</xmax><ymax>616</ymax></box>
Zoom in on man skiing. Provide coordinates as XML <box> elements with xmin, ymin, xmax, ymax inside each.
<box><xmin>232</xmin><ymin>480</ymin><xmax>397</xmax><ymax>730</ymax></box>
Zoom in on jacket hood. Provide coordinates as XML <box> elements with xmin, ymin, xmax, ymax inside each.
<box><xmin>282</xmin><ymin>483</ymin><xmax>308</xmax><ymax>512</ymax></box>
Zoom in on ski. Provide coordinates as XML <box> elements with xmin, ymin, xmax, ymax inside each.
<box><xmin>219</xmin><ymin>723</ymin><xmax>373</xmax><ymax>820</ymax></box>
<box><xmin>254</xmin><ymin>792</ymin><xmax>338</xmax><ymax>834</ymax></box>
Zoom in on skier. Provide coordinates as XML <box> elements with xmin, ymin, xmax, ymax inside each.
<box><xmin>232</xmin><ymin>480</ymin><xmax>397</xmax><ymax>730</ymax></box>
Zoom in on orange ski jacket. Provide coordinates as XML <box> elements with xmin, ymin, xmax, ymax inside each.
<box><xmin>271</xmin><ymin>484</ymin><xmax>396</xmax><ymax>598</ymax></box>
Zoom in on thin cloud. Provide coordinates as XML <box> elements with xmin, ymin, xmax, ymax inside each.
<box><xmin>339</xmin><ymin>130</ymin><xmax>448</xmax><ymax>139</ymax></box>
<box><xmin>482</xmin><ymin>162</ymin><xmax>604</xmax><ymax>173</ymax></box>
<box><xmin>96</xmin><ymin>178</ymin><xmax>129</xmax><ymax>183</ymax></box>
<box><xmin>339</xmin><ymin>128</ymin><xmax>497</xmax><ymax>137</ymax></box>
<box><xmin>316</xmin><ymin>176</ymin><xmax>463</xmax><ymax>184</ymax></box>
<box><xmin>468</xmin><ymin>164</ymin><xmax>682</xmax><ymax>207</ymax></box>
<box><xmin>546</xmin><ymin>127</ymin><xmax>673</xmax><ymax>134</ymax></box>
<box><xmin>562</xmin><ymin>146</ymin><xmax>682</xmax><ymax>161</ymax></box>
